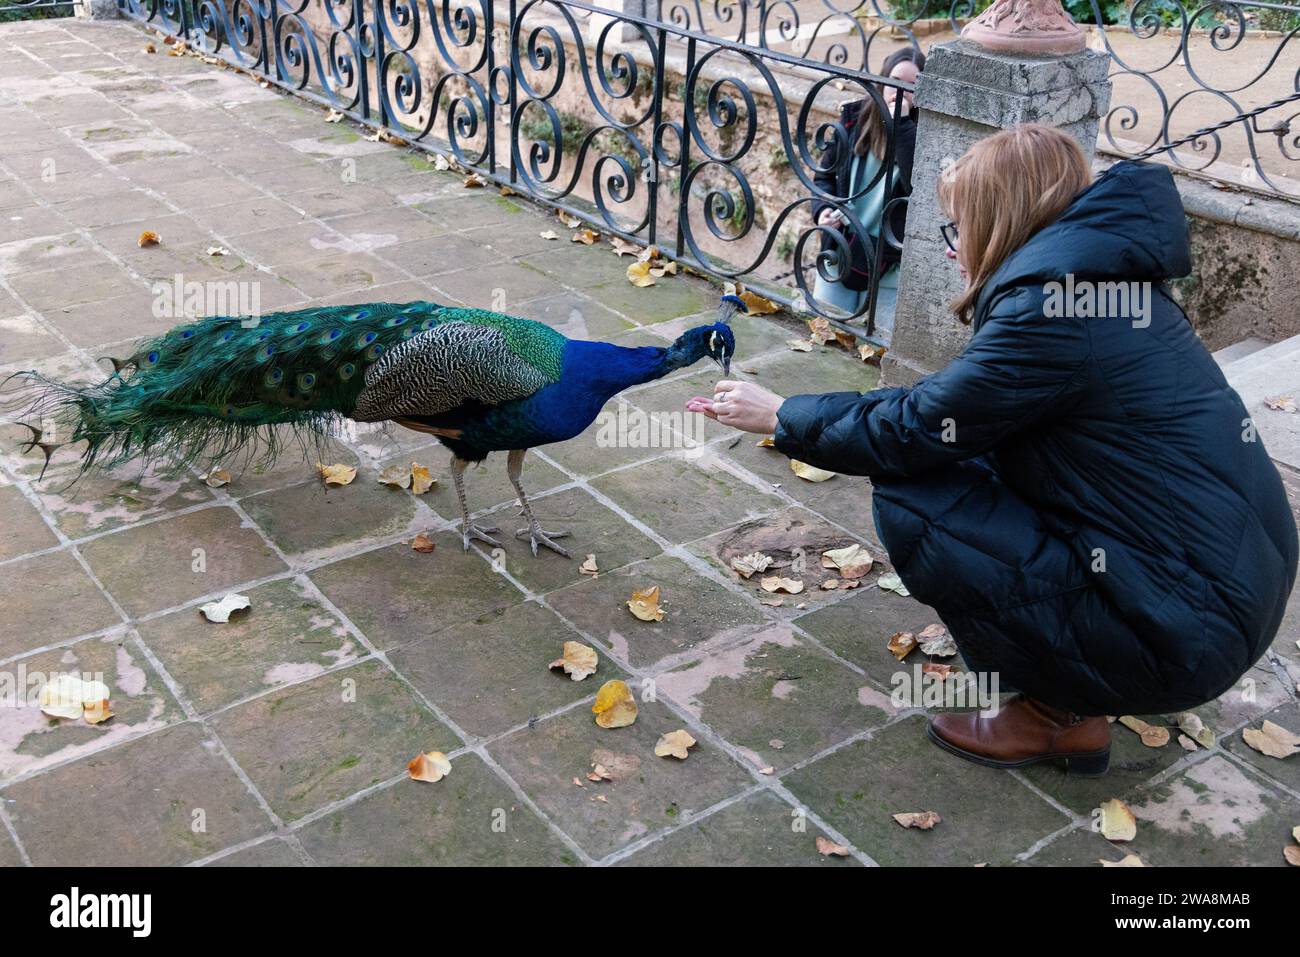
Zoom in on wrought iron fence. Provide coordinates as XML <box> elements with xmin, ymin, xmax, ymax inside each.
<box><xmin>114</xmin><ymin>0</ymin><xmax>915</xmax><ymax>339</ymax></box>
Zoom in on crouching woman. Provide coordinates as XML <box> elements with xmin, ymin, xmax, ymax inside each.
<box><xmin>700</xmin><ymin>125</ymin><xmax>1297</xmax><ymax>776</ymax></box>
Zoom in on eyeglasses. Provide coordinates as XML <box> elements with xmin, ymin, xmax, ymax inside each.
<box><xmin>940</xmin><ymin>221</ymin><xmax>959</xmax><ymax>253</ymax></box>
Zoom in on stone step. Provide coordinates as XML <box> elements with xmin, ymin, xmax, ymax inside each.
<box><xmin>1221</xmin><ymin>335</ymin><xmax>1300</xmax><ymax>471</ymax></box>
<box><xmin>1212</xmin><ymin>337</ymin><xmax>1270</xmax><ymax>367</ymax></box>
<box><xmin>1219</xmin><ymin>333</ymin><xmax>1300</xmax><ymax>380</ymax></box>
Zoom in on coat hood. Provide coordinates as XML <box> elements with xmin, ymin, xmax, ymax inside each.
<box><xmin>974</xmin><ymin>161</ymin><xmax>1192</xmax><ymax>326</ymax></box>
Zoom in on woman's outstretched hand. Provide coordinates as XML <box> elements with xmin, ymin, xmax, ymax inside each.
<box><xmin>687</xmin><ymin>380</ymin><xmax>785</xmax><ymax>435</ymax></box>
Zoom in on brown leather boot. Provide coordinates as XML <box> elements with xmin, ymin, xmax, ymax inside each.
<box><xmin>927</xmin><ymin>695</ymin><xmax>1111</xmax><ymax>776</ymax></box>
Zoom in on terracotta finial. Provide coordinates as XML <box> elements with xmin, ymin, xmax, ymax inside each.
<box><xmin>960</xmin><ymin>0</ymin><xmax>1088</xmax><ymax>55</ymax></box>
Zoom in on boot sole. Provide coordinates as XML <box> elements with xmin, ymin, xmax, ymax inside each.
<box><xmin>926</xmin><ymin>721</ymin><xmax>1111</xmax><ymax>776</ymax></box>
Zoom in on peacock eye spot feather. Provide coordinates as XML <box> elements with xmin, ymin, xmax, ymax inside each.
<box><xmin>351</xmin><ymin>310</ymin><xmax>371</xmax><ymax>321</ymax></box>
<box><xmin>385</xmin><ymin>315</ymin><xmax>408</xmax><ymax>328</ymax></box>
<box><xmin>365</xmin><ymin>343</ymin><xmax>384</xmax><ymax>361</ymax></box>
<box><xmin>220</xmin><ymin>331</ymin><xmax>236</xmax><ymax>343</ymax></box>
<box><xmin>264</xmin><ymin>367</ymin><xmax>284</xmax><ymax>387</ymax></box>
<box><xmin>145</xmin><ymin>351</ymin><xmax>160</xmax><ymax>365</ymax></box>
<box><xmin>292</xmin><ymin>321</ymin><xmax>310</xmax><ymax>334</ymax></box>
<box><xmin>257</xmin><ymin>344</ymin><xmax>275</xmax><ymax>361</ymax></box>
<box><xmin>321</xmin><ymin>329</ymin><xmax>342</xmax><ymax>343</ymax></box>
<box><xmin>358</xmin><ymin>332</ymin><xmax>377</xmax><ymax>347</ymax></box>
<box><xmin>297</xmin><ymin>373</ymin><xmax>316</xmax><ymax>391</ymax></box>
<box><xmin>339</xmin><ymin>362</ymin><xmax>356</xmax><ymax>381</ymax></box>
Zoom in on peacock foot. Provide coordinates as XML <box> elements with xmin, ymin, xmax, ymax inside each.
<box><xmin>462</xmin><ymin>523</ymin><xmax>502</xmax><ymax>551</ymax></box>
<box><xmin>515</xmin><ymin>526</ymin><xmax>571</xmax><ymax>558</ymax></box>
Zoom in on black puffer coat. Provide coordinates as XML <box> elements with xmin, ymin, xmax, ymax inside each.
<box><xmin>775</xmin><ymin>161</ymin><xmax>1297</xmax><ymax>715</ymax></box>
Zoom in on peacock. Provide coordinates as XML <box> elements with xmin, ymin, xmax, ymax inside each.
<box><xmin>6</xmin><ymin>296</ymin><xmax>747</xmax><ymax>557</ymax></box>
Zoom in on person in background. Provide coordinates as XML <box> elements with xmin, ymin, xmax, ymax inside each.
<box><xmin>810</xmin><ymin>46</ymin><xmax>925</xmax><ymax>328</ymax></box>
<box><xmin>696</xmin><ymin>125</ymin><xmax>1297</xmax><ymax>777</ymax></box>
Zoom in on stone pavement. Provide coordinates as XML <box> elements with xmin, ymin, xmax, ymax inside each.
<box><xmin>0</xmin><ymin>18</ymin><xmax>1298</xmax><ymax>867</ymax></box>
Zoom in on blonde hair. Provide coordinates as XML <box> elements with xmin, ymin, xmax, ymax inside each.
<box><xmin>938</xmin><ymin>124</ymin><xmax>1091</xmax><ymax>323</ymax></box>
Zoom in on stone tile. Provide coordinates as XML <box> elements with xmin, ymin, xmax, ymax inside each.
<box><xmin>472</xmin><ymin>487</ymin><xmax>663</xmax><ymax>596</ymax></box>
<box><xmin>137</xmin><ymin>578</ymin><xmax>364</xmax><ymax>715</ymax></box>
<box><xmin>0</xmin><ymin>630</ymin><xmax>184</xmax><ymax>783</ymax></box>
<box><xmin>239</xmin><ymin>466</ymin><xmax>424</xmax><ymax>561</ymax></box>
<box><xmin>748</xmin><ymin>345</ymin><xmax>882</xmax><ymax>399</ymax></box>
<box><xmin>516</xmin><ymin>241</ymin><xmax>632</xmax><ymax>286</ymax></box>
<box><xmin>206</xmin><ymin>838</ymin><xmax>304</xmax><ymax>866</ymax></box>
<box><xmin>1125</xmin><ymin>754</ymin><xmax>1297</xmax><ymax>866</ymax></box>
<box><xmin>194</xmin><ymin>197</ymin><xmax>312</xmax><ymax>237</ymax></box>
<box><xmin>489</xmin><ymin>700</ymin><xmax>753</xmax><ymax>859</ymax></box>
<box><xmin>8</xmin><ymin>259</ymin><xmax>138</xmax><ymax>313</ymax></box>
<box><xmin>0</xmin><ymin>204</ymin><xmax>69</xmax><ymax>243</ymax></box>
<box><xmin>31</xmin><ymin>461</ymin><xmax>214</xmax><ymax>539</ymax></box>
<box><xmin>538</xmin><ymin>398</ymin><xmax>674</xmax><ymax>479</ymax></box>
<box><xmin>410</xmin><ymin>442</ymin><xmax>569</xmax><ymax>524</ymax></box>
<box><xmin>1222</xmin><ymin>702</ymin><xmax>1300</xmax><ymax>792</ymax></box>
<box><xmin>660</xmin><ymin>623</ymin><xmax>895</xmax><ymax>773</ymax></box>
<box><xmin>309</xmin><ymin>530</ymin><xmax>525</xmax><ymax>652</ymax></box>
<box><xmin>389</xmin><ymin>600</ymin><xmax>627</xmax><ymax>739</ymax></box>
<box><xmin>277</xmin><ymin>253</ymin><xmax>405</xmax><ymax>299</ymax></box>
<box><xmin>1019</xmin><ymin>827</ymin><xmax>1135</xmax><ymax>867</ymax></box>
<box><xmin>297</xmin><ymin>753</ymin><xmax>578</xmax><ymax>865</ymax></box>
<box><xmin>78</xmin><ymin>506</ymin><xmax>288</xmax><ymax>618</ymax></box>
<box><xmin>512</xmin><ymin>292</ymin><xmax>636</xmax><ymax>340</ymax></box>
<box><xmin>783</xmin><ymin>716</ymin><xmax>1070</xmax><ymax>866</ymax></box>
<box><xmin>0</xmin><ymin>485</ymin><xmax>58</xmax><ymax>562</ymax></box>
<box><xmin>211</xmin><ymin>660</ymin><xmax>454</xmax><ymax>822</ymax></box>
<box><xmin>591</xmin><ymin>455</ymin><xmax>782</xmax><ymax>545</ymax></box>
<box><xmin>545</xmin><ymin>553</ymin><xmax>766</xmax><ymax>669</ymax></box>
<box><xmin>616</xmin><ymin>790</ymin><xmax>860</xmax><ymax>866</ymax></box>
<box><xmin>3</xmin><ymin>722</ymin><xmax>269</xmax><ymax>866</ymax></box>
<box><xmin>430</xmin><ymin>261</ymin><xmax>568</xmax><ymax>311</ymax></box>
<box><xmin>224</xmin><ymin>220</ymin><xmax>344</xmax><ymax>267</ymax></box>
<box><xmin>688</xmin><ymin>506</ymin><xmax>880</xmax><ymax>619</ymax></box>
<box><xmin>0</xmin><ymin>550</ymin><xmax>118</xmax><ymax>659</ymax></box>
<box><xmin>380</xmin><ymin>233</ymin><xmax>500</xmax><ymax>278</ymax></box>
<box><xmin>795</xmin><ymin>584</ymin><xmax>942</xmax><ymax>687</ymax></box>
<box><xmin>0</xmin><ymin>828</ymin><xmax>23</xmax><ymax>867</ymax></box>
<box><xmin>585</xmin><ymin>275</ymin><xmax>715</xmax><ymax>325</ymax></box>
<box><xmin>1191</xmin><ymin>657</ymin><xmax>1298</xmax><ymax>731</ymax></box>
<box><xmin>215</xmin><ymin>430</ymin><xmax>357</xmax><ymax>498</ymax></box>
<box><xmin>44</xmin><ymin>290</ymin><xmax>167</xmax><ymax>349</ymax></box>
<box><xmin>52</xmin><ymin>190</ymin><xmax>175</xmax><ymax>229</ymax></box>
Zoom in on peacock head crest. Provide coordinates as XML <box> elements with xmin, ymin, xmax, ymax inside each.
<box><xmin>668</xmin><ymin>321</ymin><xmax>736</xmax><ymax>375</ymax></box>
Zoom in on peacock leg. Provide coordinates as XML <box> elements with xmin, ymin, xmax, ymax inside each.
<box><xmin>506</xmin><ymin>448</ymin><xmax>570</xmax><ymax>558</ymax></box>
<box><xmin>451</xmin><ymin>456</ymin><xmax>501</xmax><ymax>552</ymax></box>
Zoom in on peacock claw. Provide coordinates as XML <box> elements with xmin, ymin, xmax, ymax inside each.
<box><xmin>516</xmin><ymin>527</ymin><xmax>571</xmax><ymax>558</ymax></box>
<box><xmin>462</xmin><ymin>523</ymin><xmax>501</xmax><ymax>551</ymax></box>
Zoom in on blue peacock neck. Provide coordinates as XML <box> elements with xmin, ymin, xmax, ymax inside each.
<box><xmin>566</xmin><ymin>340</ymin><xmax>692</xmax><ymax>398</ymax></box>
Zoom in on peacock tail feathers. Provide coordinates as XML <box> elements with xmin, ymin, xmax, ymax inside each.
<box><xmin>4</xmin><ymin>301</ymin><xmax>567</xmax><ymax>477</ymax></box>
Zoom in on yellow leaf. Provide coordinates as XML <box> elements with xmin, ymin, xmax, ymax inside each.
<box><xmin>859</xmin><ymin>343</ymin><xmax>888</xmax><ymax>365</ymax></box>
<box><xmin>739</xmin><ymin>290</ymin><xmax>780</xmax><ymax>315</ymax></box>
<box><xmin>317</xmin><ymin>462</ymin><xmax>357</xmax><ymax>486</ymax></box>
<box><xmin>888</xmin><ymin>631</ymin><xmax>916</xmax><ymax>661</ymax></box>
<box><xmin>549</xmin><ymin>640</ymin><xmax>599</xmax><ymax>682</ymax></box>
<box><xmin>654</xmin><ymin>729</ymin><xmax>697</xmax><ymax>759</ymax></box>
<box><xmin>791</xmin><ymin>460</ymin><xmax>835</xmax><ymax>482</ymax></box>
<box><xmin>759</xmin><ymin>576</ymin><xmax>803</xmax><ymax>594</ymax></box>
<box><xmin>1265</xmin><ymin>395</ymin><xmax>1298</xmax><ymax>413</ymax></box>
<box><xmin>137</xmin><ymin>230</ymin><xmax>161</xmax><ymax>248</ymax></box>
<box><xmin>83</xmin><ymin>699</ymin><xmax>114</xmax><ymax>725</ymax></box>
<box><xmin>1099</xmin><ymin>854</ymin><xmax>1145</xmax><ymax>867</ymax></box>
<box><xmin>407</xmin><ymin>751</ymin><xmax>451</xmax><ymax>783</ymax></box>
<box><xmin>648</xmin><ymin>261</ymin><xmax>678</xmax><ymax>278</ymax></box>
<box><xmin>1097</xmin><ymin>799</ymin><xmax>1137</xmax><ymax>841</ymax></box>
<box><xmin>808</xmin><ymin>317</ymin><xmax>834</xmax><ymax>345</ymax></box>
<box><xmin>1242</xmin><ymin>720</ymin><xmax>1300</xmax><ymax>759</ymax></box>
<box><xmin>410</xmin><ymin>463</ymin><xmax>434</xmax><ymax>495</ymax></box>
<box><xmin>892</xmin><ymin>811</ymin><xmax>941</xmax><ymax>829</ymax></box>
<box><xmin>39</xmin><ymin>676</ymin><xmax>113</xmax><ymax>722</ymax></box>
<box><xmin>571</xmin><ymin>229</ymin><xmax>599</xmax><ymax>245</ymax></box>
<box><xmin>204</xmin><ymin>467</ymin><xmax>231</xmax><ymax>488</ymax></box>
<box><xmin>756</xmin><ymin>436</ymin><xmax>776</xmax><ymax>447</ymax></box>
<box><xmin>592</xmin><ymin>679</ymin><xmax>638</xmax><ymax>728</ymax></box>
<box><xmin>578</xmin><ymin>553</ymin><xmax>599</xmax><ymax>576</ymax></box>
<box><xmin>627</xmin><ymin>584</ymin><xmax>664</xmax><ymax>622</ymax></box>
<box><xmin>377</xmin><ymin>464</ymin><xmax>412</xmax><ymax>489</ymax></box>
<box><xmin>411</xmin><ymin>533</ymin><xmax>436</xmax><ymax>553</ymax></box>
<box><xmin>499</xmin><ymin>186</ymin><xmax>516</xmax><ymax>197</ymax></box>
<box><xmin>626</xmin><ymin>260</ymin><xmax>656</xmax><ymax>288</ymax></box>
<box><xmin>815</xmin><ymin>836</ymin><xmax>852</xmax><ymax>857</ymax></box>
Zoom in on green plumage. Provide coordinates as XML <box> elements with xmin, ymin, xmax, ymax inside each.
<box><xmin>7</xmin><ymin>301</ymin><xmax>566</xmax><ymax>475</ymax></box>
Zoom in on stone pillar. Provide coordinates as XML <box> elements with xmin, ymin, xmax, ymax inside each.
<box><xmin>882</xmin><ymin>29</ymin><xmax>1111</xmax><ymax>384</ymax></box>
<box><xmin>588</xmin><ymin>0</ymin><xmax>661</xmax><ymax>46</ymax></box>
<box><xmin>76</xmin><ymin>0</ymin><xmax>120</xmax><ymax>19</ymax></box>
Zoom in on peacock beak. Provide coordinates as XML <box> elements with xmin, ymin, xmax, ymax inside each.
<box><xmin>714</xmin><ymin>355</ymin><xmax>730</xmax><ymax>375</ymax></box>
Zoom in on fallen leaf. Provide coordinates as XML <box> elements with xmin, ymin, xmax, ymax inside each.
<box><xmin>759</xmin><ymin>597</ymin><xmax>784</xmax><ymax>607</ymax></box>
<box><xmin>627</xmin><ymin>585</ymin><xmax>664</xmax><ymax>622</ymax></box>
<box><xmin>919</xmin><ymin>630</ymin><xmax>957</xmax><ymax>657</ymax></box>
<box><xmin>324</xmin><ymin>109</ymin><xmax>344</xmax><ymax>123</ymax></box>
<box><xmin>626</xmin><ymin>260</ymin><xmax>656</xmax><ymax>288</ymax></box>
<box><xmin>1117</xmin><ymin>715</ymin><xmax>1170</xmax><ymax>748</ymax></box>
<box><xmin>654</xmin><ymin>729</ymin><xmax>697</xmax><ymax>759</ymax></box>
<box><xmin>1175</xmin><ymin>711</ymin><xmax>1215</xmax><ymax>749</ymax></box>
<box><xmin>206</xmin><ymin>245</ymin><xmax>229</xmax><ymax>257</ymax></box>
<box><xmin>83</xmin><ymin>699</ymin><xmax>114</xmax><ymax>725</ymax></box>
<box><xmin>539</xmin><ymin>229</ymin><xmax>559</xmax><ymax>241</ymax></box>
<box><xmin>463</xmin><ymin>173</ymin><xmax>487</xmax><ymax>188</ymax></box>
<box><xmin>893</xmin><ymin>811</ymin><xmax>941</xmax><ymax>829</ymax></box>
<box><xmin>549</xmin><ymin>641</ymin><xmax>598</xmax><ymax>681</ymax></box>
<box><xmin>758</xmin><ymin>766</ymin><xmax>775</xmax><ymax>775</ymax></box>
<box><xmin>579</xmin><ymin>554</ymin><xmax>599</xmax><ymax>576</ymax></box>
<box><xmin>1099</xmin><ymin>854</ymin><xmax>1145</xmax><ymax>867</ymax></box>
<box><xmin>558</xmin><ymin>211</ymin><xmax>581</xmax><ymax>228</ymax></box>
<box><xmin>648</xmin><ymin>261</ymin><xmax>678</xmax><ymax>278</ymax></box>
<box><xmin>571</xmin><ymin>228</ymin><xmax>599</xmax><ymax>245</ymax></box>
<box><xmin>204</xmin><ymin>467</ymin><xmax>231</xmax><ymax>488</ymax></box>
<box><xmin>840</xmin><ymin>579</ymin><xmax>860</xmax><ymax>589</ymax></box>
<box><xmin>888</xmin><ymin>631</ymin><xmax>916</xmax><ymax>660</ymax></box>
<box><xmin>143</xmin><ymin>42</ymin><xmax>156</xmax><ymax>53</ymax></box>
<box><xmin>39</xmin><ymin>676</ymin><xmax>112</xmax><ymax>722</ymax></box>
<box><xmin>573</xmin><ymin>776</ymin><xmax>585</xmax><ymax>788</ymax></box>
<box><xmin>816</xmin><ymin>836</ymin><xmax>851</xmax><ymax>857</ymax></box>
<box><xmin>377</xmin><ymin>464</ymin><xmax>413</xmax><ymax>489</ymax></box>
<box><xmin>731</xmin><ymin>551</ymin><xmax>774</xmax><ymax>579</ymax></box>
<box><xmin>432</xmin><ymin>154</ymin><xmax>452</xmax><ymax>171</ymax></box>
<box><xmin>858</xmin><ymin>343</ymin><xmax>887</xmax><ymax>364</ymax></box>
<box><xmin>498</xmin><ymin>186</ymin><xmax>516</xmax><ymax>197</ymax></box>
<box><xmin>922</xmin><ymin>662</ymin><xmax>953</xmax><ymax>679</ymax></box>
<box><xmin>588</xmin><ymin>763</ymin><xmax>613</xmax><ymax>782</ymax></box>
<box><xmin>410</xmin><ymin>463</ymin><xmax>434</xmax><ymax>495</ymax></box>
<box><xmin>821</xmin><ymin>543</ymin><xmax>873</xmax><ymax>579</ymax></box>
<box><xmin>137</xmin><ymin>230</ymin><xmax>161</xmax><ymax>247</ymax></box>
<box><xmin>1241</xmin><ymin>720</ymin><xmax>1300</xmax><ymax>759</ymax></box>
<box><xmin>199</xmin><ymin>593</ymin><xmax>251</xmax><ymax>623</ymax></box>
<box><xmin>1177</xmin><ymin>733</ymin><xmax>1197</xmax><ymax>751</ymax></box>
<box><xmin>787</xmin><ymin>338</ymin><xmax>814</xmax><ymax>352</ymax></box>
<box><xmin>1285</xmin><ymin>845</ymin><xmax>1300</xmax><ymax>867</ymax></box>
<box><xmin>1264</xmin><ymin>395</ymin><xmax>1298</xmax><ymax>413</ymax></box>
<box><xmin>410</xmin><ymin>533</ymin><xmax>436</xmax><ymax>553</ymax></box>
<box><xmin>1097</xmin><ymin>798</ymin><xmax>1137</xmax><ymax>841</ymax></box>
<box><xmin>808</xmin><ymin>317</ymin><xmax>834</xmax><ymax>345</ymax></box>
<box><xmin>592</xmin><ymin>679</ymin><xmax>638</xmax><ymax>728</ymax></box>
<box><xmin>821</xmin><ymin>579</ymin><xmax>839</xmax><ymax>590</ymax></box>
<box><xmin>408</xmin><ymin>751</ymin><xmax>451</xmax><ymax>783</ymax></box>
<box><xmin>739</xmin><ymin>290</ymin><xmax>780</xmax><ymax>315</ymax></box>
<box><xmin>317</xmin><ymin>462</ymin><xmax>357</xmax><ymax>486</ymax></box>
<box><xmin>756</xmin><ymin>436</ymin><xmax>776</xmax><ymax>447</ymax></box>
<box><xmin>609</xmin><ymin>237</ymin><xmax>641</xmax><ymax>257</ymax></box>
<box><xmin>876</xmin><ymin>572</ymin><xmax>910</xmax><ymax>596</ymax></box>
<box><xmin>791</xmin><ymin>460</ymin><xmax>835</xmax><ymax>482</ymax></box>
<box><xmin>759</xmin><ymin>576</ymin><xmax>804</xmax><ymax>594</ymax></box>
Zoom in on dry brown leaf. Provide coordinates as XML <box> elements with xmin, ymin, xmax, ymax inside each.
<box><xmin>839</xmin><ymin>579</ymin><xmax>860</xmax><ymax>590</ymax></box>
<box><xmin>815</xmin><ymin>836</ymin><xmax>851</xmax><ymax>857</ymax></box>
<box><xmin>654</xmin><ymin>729</ymin><xmax>697</xmax><ymax>759</ymax></box>
<box><xmin>206</xmin><ymin>245</ymin><xmax>229</xmax><ymax>257</ymax></box>
<box><xmin>1140</xmin><ymin>725</ymin><xmax>1171</xmax><ymax>748</ymax></box>
<box><xmin>1098</xmin><ymin>798</ymin><xmax>1137</xmax><ymax>841</ymax></box>
<box><xmin>83</xmin><ymin>699</ymin><xmax>114</xmax><ymax>725</ymax></box>
<box><xmin>587</xmin><ymin>763</ymin><xmax>612</xmax><ymax>782</ymax></box>
<box><xmin>609</xmin><ymin>237</ymin><xmax>641</xmax><ymax>257</ymax></box>
<box><xmin>143</xmin><ymin>42</ymin><xmax>156</xmax><ymax>53</ymax></box>
<box><xmin>539</xmin><ymin>229</ymin><xmax>559</xmax><ymax>241</ymax></box>
<box><xmin>1175</xmin><ymin>711</ymin><xmax>1215</xmax><ymax>749</ymax></box>
<box><xmin>578</xmin><ymin>554</ymin><xmax>599</xmax><ymax>576</ymax></box>
<box><xmin>39</xmin><ymin>676</ymin><xmax>113</xmax><ymax>722</ymax></box>
<box><xmin>808</xmin><ymin>317</ymin><xmax>834</xmax><ymax>345</ymax></box>
<box><xmin>627</xmin><ymin>584</ymin><xmax>664</xmax><ymax>622</ymax></box>
<box><xmin>324</xmin><ymin>109</ymin><xmax>344</xmax><ymax>123</ymax></box>
<box><xmin>592</xmin><ymin>679</ymin><xmax>638</xmax><ymax>728</ymax></box>
<box><xmin>463</xmin><ymin>173</ymin><xmax>487</xmax><ymax>188</ymax></box>
<box><xmin>377</xmin><ymin>464</ymin><xmax>412</xmax><ymax>489</ymax></box>
<box><xmin>888</xmin><ymin>631</ymin><xmax>916</xmax><ymax>661</ymax></box>
<box><xmin>1099</xmin><ymin>854</ymin><xmax>1145</xmax><ymax>867</ymax></box>
<box><xmin>204</xmin><ymin>467</ymin><xmax>231</xmax><ymax>488</ymax></box>
<box><xmin>922</xmin><ymin>662</ymin><xmax>953</xmax><ymax>679</ymax></box>
<box><xmin>626</xmin><ymin>260</ymin><xmax>656</xmax><ymax>288</ymax></box>
<box><xmin>731</xmin><ymin>551</ymin><xmax>774</xmax><ymax>579</ymax></box>
<box><xmin>410</xmin><ymin>533</ymin><xmax>436</xmax><ymax>553</ymax></box>
<box><xmin>557</xmin><ymin>211</ymin><xmax>581</xmax><ymax>228</ymax></box>
<box><xmin>1284</xmin><ymin>845</ymin><xmax>1300</xmax><ymax>867</ymax></box>
<box><xmin>549</xmin><ymin>640</ymin><xmax>599</xmax><ymax>682</ymax></box>
<box><xmin>317</xmin><ymin>462</ymin><xmax>357</xmax><ymax>486</ymax></box>
<box><xmin>756</xmin><ymin>436</ymin><xmax>776</xmax><ymax>448</ymax></box>
<box><xmin>791</xmin><ymin>460</ymin><xmax>835</xmax><ymax>482</ymax></box>
<box><xmin>919</xmin><ymin>629</ymin><xmax>957</xmax><ymax>657</ymax></box>
<box><xmin>432</xmin><ymin>154</ymin><xmax>452</xmax><ymax>171</ymax></box>
<box><xmin>648</xmin><ymin>261</ymin><xmax>678</xmax><ymax>278</ymax></box>
<box><xmin>821</xmin><ymin>579</ymin><xmax>839</xmax><ymax>590</ymax></box>
<box><xmin>759</xmin><ymin>597</ymin><xmax>784</xmax><ymax>607</ymax></box>
<box><xmin>410</xmin><ymin>463</ymin><xmax>435</xmax><ymax>495</ymax></box>
<box><xmin>1264</xmin><ymin>395</ymin><xmax>1298</xmax><ymax>413</ymax></box>
<box><xmin>571</xmin><ymin>228</ymin><xmax>599</xmax><ymax>245</ymax></box>
<box><xmin>408</xmin><ymin>751</ymin><xmax>451</xmax><ymax>783</ymax></box>
<box><xmin>137</xmin><ymin>230</ymin><xmax>161</xmax><ymax>248</ymax></box>
<box><xmin>821</xmin><ymin>543</ymin><xmax>872</xmax><ymax>579</ymax></box>
<box><xmin>787</xmin><ymin>338</ymin><xmax>814</xmax><ymax>352</ymax></box>
<box><xmin>893</xmin><ymin>811</ymin><xmax>941</xmax><ymax>829</ymax></box>
<box><xmin>876</xmin><ymin>572</ymin><xmax>910</xmax><ymax>596</ymax></box>
<box><xmin>1241</xmin><ymin>720</ymin><xmax>1300</xmax><ymax>759</ymax></box>
<box><xmin>1177</xmin><ymin>733</ymin><xmax>1197</xmax><ymax>751</ymax></box>
<box><xmin>498</xmin><ymin>186</ymin><xmax>516</xmax><ymax>197</ymax></box>
<box><xmin>759</xmin><ymin>576</ymin><xmax>804</xmax><ymax>594</ymax></box>
<box><xmin>739</xmin><ymin>290</ymin><xmax>780</xmax><ymax>315</ymax></box>
<box><xmin>858</xmin><ymin>343</ymin><xmax>888</xmax><ymax>365</ymax></box>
